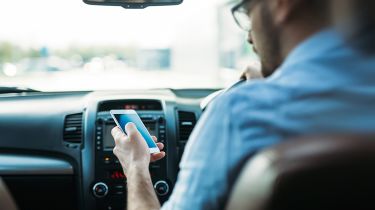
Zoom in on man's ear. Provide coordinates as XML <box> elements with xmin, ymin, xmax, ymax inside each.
<box><xmin>268</xmin><ymin>0</ymin><xmax>300</xmax><ymax>26</ymax></box>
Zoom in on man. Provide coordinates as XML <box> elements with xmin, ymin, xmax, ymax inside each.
<box><xmin>111</xmin><ymin>0</ymin><xmax>375</xmax><ymax>209</ymax></box>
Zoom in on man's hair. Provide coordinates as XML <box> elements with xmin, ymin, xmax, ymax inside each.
<box><xmin>290</xmin><ymin>0</ymin><xmax>330</xmax><ymax>25</ymax></box>
<box><xmin>304</xmin><ymin>0</ymin><xmax>330</xmax><ymax>19</ymax></box>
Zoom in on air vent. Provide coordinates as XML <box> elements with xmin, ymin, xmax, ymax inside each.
<box><xmin>178</xmin><ymin>111</ymin><xmax>197</xmax><ymax>141</ymax></box>
<box><xmin>63</xmin><ymin>113</ymin><xmax>83</xmax><ymax>143</ymax></box>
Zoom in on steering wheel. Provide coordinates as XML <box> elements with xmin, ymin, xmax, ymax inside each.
<box><xmin>200</xmin><ymin>79</ymin><xmax>247</xmax><ymax>111</ymax></box>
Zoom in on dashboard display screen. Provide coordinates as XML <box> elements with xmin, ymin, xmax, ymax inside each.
<box><xmin>103</xmin><ymin>122</ymin><xmax>157</xmax><ymax>151</ymax></box>
<box><xmin>103</xmin><ymin>126</ymin><xmax>116</xmax><ymax>150</ymax></box>
<box><xmin>98</xmin><ymin>100</ymin><xmax>162</xmax><ymax>112</ymax></box>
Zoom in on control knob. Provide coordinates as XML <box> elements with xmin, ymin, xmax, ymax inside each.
<box><xmin>154</xmin><ymin>180</ymin><xmax>169</xmax><ymax>196</ymax></box>
<box><xmin>93</xmin><ymin>182</ymin><xmax>109</xmax><ymax>198</ymax></box>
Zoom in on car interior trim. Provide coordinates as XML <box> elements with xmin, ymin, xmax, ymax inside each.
<box><xmin>0</xmin><ymin>154</ymin><xmax>73</xmax><ymax>175</ymax></box>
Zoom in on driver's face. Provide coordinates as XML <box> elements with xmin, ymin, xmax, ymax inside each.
<box><xmin>247</xmin><ymin>0</ymin><xmax>282</xmax><ymax>77</ymax></box>
<box><xmin>247</xmin><ymin>3</ymin><xmax>261</xmax><ymax>54</ymax></box>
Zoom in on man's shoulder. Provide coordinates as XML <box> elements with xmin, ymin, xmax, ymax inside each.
<box><xmin>214</xmin><ymin>80</ymin><xmax>289</xmax><ymax>113</ymax></box>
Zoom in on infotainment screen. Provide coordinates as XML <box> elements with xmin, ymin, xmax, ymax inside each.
<box><xmin>103</xmin><ymin>125</ymin><xmax>116</xmax><ymax>150</ymax></box>
<box><xmin>103</xmin><ymin>122</ymin><xmax>158</xmax><ymax>151</ymax></box>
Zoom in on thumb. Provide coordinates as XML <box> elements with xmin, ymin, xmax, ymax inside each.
<box><xmin>125</xmin><ymin>122</ymin><xmax>140</xmax><ymax>138</ymax></box>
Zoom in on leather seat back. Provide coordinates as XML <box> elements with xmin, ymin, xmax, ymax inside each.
<box><xmin>226</xmin><ymin>135</ymin><xmax>375</xmax><ymax>210</ymax></box>
<box><xmin>0</xmin><ymin>177</ymin><xmax>18</xmax><ymax>210</ymax></box>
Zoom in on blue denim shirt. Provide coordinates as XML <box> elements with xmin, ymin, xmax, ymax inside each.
<box><xmin>161</xmin><ymin>29</ymin><xmax>375</xmax><ymax>210</ymax></box>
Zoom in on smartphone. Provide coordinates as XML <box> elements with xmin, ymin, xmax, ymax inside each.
<box><xmin>110</xmin><ymin>110</ymin><xmax>160</xmax><ymax>154</ymax></box>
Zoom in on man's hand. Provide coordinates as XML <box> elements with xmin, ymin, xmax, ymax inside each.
<box><xmin>112</xmin><ymin>122</ymin><xmax>163</xmax><ymax>210</ymax></box>
<box><xmin>240</xmin><ymin>62</ymin><xmax>263</xmax><ymax>80</ymax></box>
<box><xmin>111</xmin><ymin>122</ymin><xmax>166</xmax><ymax>174</ymax></box>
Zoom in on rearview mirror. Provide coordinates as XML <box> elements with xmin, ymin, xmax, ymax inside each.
<box><xmin>83</xmin><ymin>0</ymin><xmax>183</xmax><ymax>9</ymax></box>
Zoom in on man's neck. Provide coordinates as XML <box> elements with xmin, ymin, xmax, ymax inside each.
<box><xmin>280</xmin><ymin>21</ymin><xmax>329</xmax><ymax>60</ymax></box>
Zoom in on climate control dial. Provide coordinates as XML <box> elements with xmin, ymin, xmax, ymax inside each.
<box><xmin>93</xmin><ymin>182</ymin><xmax>109</xmax><ymax>198</ymax></box>
<box><xmin>154</xmin><ymin>180</ymin><xmax>169</xmax><ymax>196</ymax></box>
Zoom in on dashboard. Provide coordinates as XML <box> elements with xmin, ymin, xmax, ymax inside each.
<box><xmin>0</xmin><ymin>89</ymin><xmax>218</xmax><ymax>210</ymax></box>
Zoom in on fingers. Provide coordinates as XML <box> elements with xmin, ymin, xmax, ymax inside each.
<box><xmin>111</xmin><ymin>126</ymin><xmax>126</xmax><ymax>143</ymax></box>
<box><xmin>125</xmin><ymin>122</ymin><xmax>140</xmax><ymax>139</ymax></box>
<box><xmin>156</xmin><ymin>142</ymin><xmax>164</xmax><ymax>150</ymax></box>
<box><xmin>240</xmin><ymin>62</ymin><xmax>263</xmax><ymax>80</ymax></box>
<box><xmin>125</xmin><ymin>122</ymin><xmax>136</xmax><ymax>134</ymax></box>
<box><xmin>240</xmin><ymin>72</ymin><xmax>247</xmax><ymax>81</ymax></box>
<box><xmin>151</xmin><ymin>136</ymin><xmax>164</xmax><ymax>150</ymax></box>
<box><xmin>152</xmin><ymin>136</ymin><xmax>158</xmax><ymax>142</ymax></box>
<box><xmin>151</xmin><ymin>136</ymin><xmax>165</xmax><ymax>162</ymax></box>
<box><xmin>151</xmin><ymin>151</ymin><xmax>166</xmax><ymax>162</ymax></box>
<box><xmin>111</xmin><ymin>126</ymin><xmax>121</xmax><ymax>137</ymax></box>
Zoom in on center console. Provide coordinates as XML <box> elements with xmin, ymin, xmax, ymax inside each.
<box><xmin>92</xmin><ymin>100</ymin><xmax>171</xmax><ymax>210</ymax></box>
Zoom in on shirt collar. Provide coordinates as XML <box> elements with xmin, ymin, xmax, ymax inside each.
<box><xmin>269</xmin><ymin>28</ymin><xmax>343</xmax><ymax>80</ymax></box>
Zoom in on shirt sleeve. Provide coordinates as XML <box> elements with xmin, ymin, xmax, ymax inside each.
<box><xmin>161</xmin><ymin>84</ymin><xmax>282</xmax><ymax>210</ymax></box>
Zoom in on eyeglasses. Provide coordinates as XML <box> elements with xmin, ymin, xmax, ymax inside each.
<box><xmin>231</xmin><ymin>0</ymin><xmax>257</xmax><ymax>32</ymax></box>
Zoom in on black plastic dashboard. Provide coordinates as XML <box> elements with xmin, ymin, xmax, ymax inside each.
<box><xmin>0</xmin><ymin>89</ymin><xmax>217</xmax><ymax>210</ymax></box>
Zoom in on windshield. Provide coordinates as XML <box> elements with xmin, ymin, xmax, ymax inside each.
<box><xmin>0</xmin><ymin>0</ymin><xmax>258</xmax><ymax>91</ymax></box>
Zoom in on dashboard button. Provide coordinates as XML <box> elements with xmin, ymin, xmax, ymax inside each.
<box><xmin>104</xmin><ymin>157</ymin><xmax>111</xmax><ymax>164</ymax></box>
<box><xmin>114</xmin><ymin>185</ymin><xmax>124</xmax><ymax>189</ymax></box>
<box><xmin>114</xmin><ymin>191</ymin><xmax>124</xmax><ymax>195</ymax></box>
<box><xmin>150</xmin><ymin>164</ymin><xmax>160</xmax><ymax>169</ymax></box>
<box><xmin>93</xmin><ymin>182</ymin><xmax>109</xmax><ymax>198</ymax></box>
<box><xmin>97</xmin><ymin>118</ymin><xmax>104</xmax><ymax>124</ymax></box>
<box><xmin>154</xmin><ymin>181</ymin><xmax>169</xmax><ymax>196</ymax></box>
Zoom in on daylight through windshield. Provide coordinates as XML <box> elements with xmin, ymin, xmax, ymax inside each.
<box><xmin>0</xmin><ymin>0</ymin><xmax>258</xmax><ymax>91</ymax></box>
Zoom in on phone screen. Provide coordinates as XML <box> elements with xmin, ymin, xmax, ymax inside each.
<box><xmin>112</xmin><ymin>113</ymin><xmax>158</xmax><ymax>149</ymax></box>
